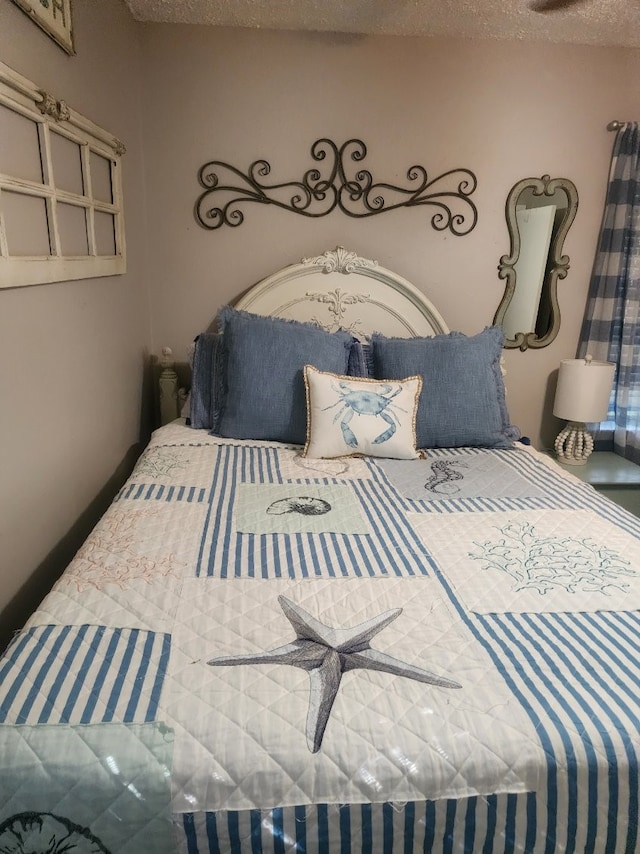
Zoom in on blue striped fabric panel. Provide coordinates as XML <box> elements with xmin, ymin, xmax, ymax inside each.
<box><xmin>370</xmin><ymin>446</ymin><xmax>609</xmax><ymax>515</ymax></box>
<box><xmin>195</xmin><ymin>445</ymin><xmax>435</xmax><ymax>578</ymax></box>
<box><xmin>432</xmin><ymin>563</ymin><xmax>640</xmax><ymax>854</ymax></box>
<box><xmin>0</xmin><ymin>624</ymin><xmax>170</xmax><ymax>725</ymax></box>
<box><xmin>179</xmin><ymin>445</ymin><xmax>640</xmax><ymax>852</ymax></box>
<box><xmin>116</xmin><ymin>482</ymin><xmax>208</xmax><ymax>503</ymax></box>
<box><xmin>374</xmin><ymin>446</ymin><xmax>640</xmax><ymax>555</ymax></box>
<box><xmin>176</xmin><ymin>608</ymin><xmax>640</xmax><ymax>852</ymax></box>
<box><xmin>179</xmin><ymin>795</ymin><xmax>536</xmax><ymax>853</ymax></box>
<box><xmin>474</xmin><ymin>610</ymin><xmax>640</xmax><ymax>854</ymax></box>
<box><xmin>4</xmin><ymin>440</ymin><xmax>638</xmax><ymax>853</ymax></box>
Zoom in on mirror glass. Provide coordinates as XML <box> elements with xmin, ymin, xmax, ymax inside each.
<box><xmin>494</xmin><ymin>175</ymin><xmax>578</xmax><ymax>350</ymax></box>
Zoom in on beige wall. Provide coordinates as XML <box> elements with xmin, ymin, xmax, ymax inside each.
<box><xmin>138</xmin><ymin>25</ymin><xmax>640</xmax><ymax>448</ymax></box>
<box><xmin>0</xmin><ymin>0</ymin><xmax>150</xmax><ymax>649</ymax></box>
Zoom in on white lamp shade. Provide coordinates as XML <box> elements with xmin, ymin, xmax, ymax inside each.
<box><xmin>553</xmin><ymin>358</ymin><xmax>615</xmax><ymax>423</ymax></box>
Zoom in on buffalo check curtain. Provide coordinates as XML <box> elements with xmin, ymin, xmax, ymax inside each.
<box><xmin>579</xmin><ymin>122</ymin><xmax>640</xmax><ymax>463</ymax></box>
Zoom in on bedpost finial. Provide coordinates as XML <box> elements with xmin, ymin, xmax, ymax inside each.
<box><xmin>159</xmin><ymin>347</ymin><xmax>179</xmax><ymax>424</ymax></box>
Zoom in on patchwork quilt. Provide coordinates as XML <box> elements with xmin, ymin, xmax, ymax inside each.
<box><xmin>1</xmin><ymin>422</ymin><xmax>639</xmax><ymax>853</ymax></box>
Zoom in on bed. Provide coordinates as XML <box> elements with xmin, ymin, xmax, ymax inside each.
<box><xmin>1</xmin><ymin>246</ymin><xmax>639</xmax><ymax>854</ymax></box>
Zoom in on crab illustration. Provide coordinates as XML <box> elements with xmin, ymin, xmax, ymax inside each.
<box><xmin>324</xmin><ymin>382</ymin><xmax>406</xmax><ymax>448</ymax></box>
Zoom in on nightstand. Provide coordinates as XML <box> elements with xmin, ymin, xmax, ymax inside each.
<box><xmin>553</xmin><ymin>451</ymin><xmax>640</xmax><ymax>517</ymax></box>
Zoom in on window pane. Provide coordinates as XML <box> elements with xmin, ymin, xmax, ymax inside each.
<box><xmin>0</xmin><ymin>103</ymin><xmax>43</xmax><ymax>183</ymax></box>
<box><xmin>94</xmin><ymin>211</ymin><xmax>116</xmax><ymax>255</ymax></box>
<box><xmin>90</xmin><ymin>151</ymin><xmax>113</xmax><ymax>203</ymax></box>
<box><xmin>51</xmin><ymin>131</ymin><xmax>84</xmax><ymax>196</ymax></box>
<box><xmin>57</xmin><ymin>202</ymin><xmax>88</xmax><ymax>255</ymax></box>
<box><xmin>3</xmin><ymin>191</ymin><xmax>50</xmax><ymax>255</ymax></box>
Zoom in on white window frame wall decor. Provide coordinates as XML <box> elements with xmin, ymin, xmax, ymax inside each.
<box><xmin>0</xmin><ymin>60</ymin><xmax>126</xmax><ymax>289</ymax></box>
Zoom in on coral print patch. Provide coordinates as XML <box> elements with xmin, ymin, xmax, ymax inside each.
<box><xmin>408</xmin><ymin>509</ymin><xmax>640</xmax><ymax>613</ymax></box>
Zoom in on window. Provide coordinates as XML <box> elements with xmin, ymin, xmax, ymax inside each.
<box><xmin>0</xmin><ymin>60</ymin><xmax>126</xmax><ymax>288</ymax></box>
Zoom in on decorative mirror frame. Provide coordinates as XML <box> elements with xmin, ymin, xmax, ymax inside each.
<box><xmin>493</xmin><ymin>175</ymin><xmax>578</xmax><ymax>351</ymax></box>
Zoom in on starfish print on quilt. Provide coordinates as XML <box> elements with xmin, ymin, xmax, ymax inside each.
<box><xmin>207</xmin><ymin>595</ymin><xmax>462</xmax><ymax>753</ymax></box>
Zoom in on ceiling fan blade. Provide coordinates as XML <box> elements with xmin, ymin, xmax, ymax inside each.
<box><xmin>529</xmin><ymin>0</ymin><xmax>587</xmax><ymax>11</ymax></box>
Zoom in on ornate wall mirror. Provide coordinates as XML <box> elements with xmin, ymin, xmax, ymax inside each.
<box><xmin>493</xmin><ymin>175</ymin><xmax>578</xmax><ymax>350</ymax></box>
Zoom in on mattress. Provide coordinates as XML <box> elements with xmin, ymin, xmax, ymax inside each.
<box><xmin>1</xmin><ymin>421</ymin><xmax>639</xmax><ymax>853</ymax></box>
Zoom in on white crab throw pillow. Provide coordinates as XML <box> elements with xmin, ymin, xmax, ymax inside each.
<box><xmin>303</xmin><ymin>365</ymin><xmax>423</xmax><ymax>460</ymax></box>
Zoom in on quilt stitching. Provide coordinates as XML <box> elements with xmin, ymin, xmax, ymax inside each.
<box><xmin>164</xmin><ymin>577</ymin><xmax>544</xmax><ymax>812</ymax></box>
<box><xmin>372</xmin><ymin>447</ymin><xmax>583</xmax><ymax>515</ymax></box>
<box><xmin>4</xmin><ymin>430</ymin><xmax>640</xmax><ymax>852</ymax></box>
<box><xmin>409</xmin><ymin>508</ymin><xmax>640</xmax><ymax>613</ymax></box>
<box><xmin>206</xmin><ymin>594</ymin><xmax>462</xmax><ymax>753</ymax></box>
<box><xmin>468</xmin><ymin>520</ymin><xmax>637</xmax><ymax>596</ymax></box>
<box><xmin>0</xmin><ymin>723</ymin><xmax>175</xmax><ymax>854</ymax></box>
<box><xmin>196</xmin><ymin>446</ymin><xmax>433</xmax><ymax>579</ymax></box>
<box><xmin>0</xmin><ymin>625</ymin><xmax>171</xmax><ymax>726</ymax></box>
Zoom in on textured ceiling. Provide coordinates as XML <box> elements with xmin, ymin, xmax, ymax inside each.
<box><xmin>123</xmin><ymin>0</ymin><xmax>640</xmax><ymax>48</ymax></box>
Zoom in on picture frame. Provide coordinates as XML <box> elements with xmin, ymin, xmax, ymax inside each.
<box><xmin>11</xmin><ymin>0</ymin><xmax>75</xmax><ymax>55</ymax></box>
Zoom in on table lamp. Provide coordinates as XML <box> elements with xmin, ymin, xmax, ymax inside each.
<box><xmin>553</xmin><ymin>355</ymin><xmax>615</xmax><ymax>465</ymax></box>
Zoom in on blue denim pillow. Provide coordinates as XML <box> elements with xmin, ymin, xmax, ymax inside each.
<box><xmin>189</xmin><ymin>332</ymin><xmax>225</xmax><ymax>430</ymax></box>
<box><xmin>346</xmin><ymin>339</ymin><xmax>370</xmax><ymax>378</ymax></box>
<box><xmin>217</xmin><ymin>307</ymin><xmax>353</xmax><ymax>444</ymax></box>
<box><xmin>370</xmin><ymin>327</ymin><xmax>520</xmax><ymax>449</ymax></box>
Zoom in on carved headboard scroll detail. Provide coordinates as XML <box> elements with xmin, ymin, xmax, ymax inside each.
<box><xmin>233</xmin><ymin>247</ymin><xmax>449</xmax><ymax>341</ymax></box>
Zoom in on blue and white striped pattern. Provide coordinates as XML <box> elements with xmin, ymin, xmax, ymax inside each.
<box><xmin>177</xmin><ymin>609</ymin><xmax>640</xmax><ymax>853</ymax></box>
<box><xmin>370</xmin><ymin>448</ymin><xmax>573</xmax><ymax>513</ymax></box>
<box><xmin>116</xmin><ymin>482</ymin><xmax>208</xmax><ymax>503</ymax></box>
<box><xmin>196</xmin><ymin>445</ymin><xmax>433</xmax><ymax>578</ymax></box>
<box><xmin>0</xmin><ymin>624</ymin><xmax>170</xmax><ymax>725</ymax></box>
<box><xmin>579</xmin><ymin>122</ymin><xmax>640</xmax><ymax>464</ymax></box>
<box><xmin>430</xmin><ymin>557</ymin><xmax>640</xmax><ymax>854</ymax></box>
<box><xmin>472</xmin><ymin>610</ymin><xmax>640</xmax><ymax>853</ymax></box>
<box><xmin>179</xmin><ymin>795</ymin><xmax>536</xmax><ymax>854</ymax></box>
<box><xmin>183</xmin><ymin>445</ymin><xmax>640</xmax><ymax>852</ymax></box>
<box><xmin>4</xmin><ymin>437</ymin><xmax>640</xmax><ymax>852</ymax></box>
<box><xmin>370</xmin><ymin>448</ymin><xmax>640</xmax><ymax>536</ymax></box>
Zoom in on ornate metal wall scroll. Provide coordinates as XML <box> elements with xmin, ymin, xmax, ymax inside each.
<box><xmin>195</xmin><ymin>139</ymin><xmax>478</xmax><ymax>236</ymax></box>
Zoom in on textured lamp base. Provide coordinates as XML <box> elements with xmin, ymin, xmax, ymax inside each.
<box><xmin>554</xmin><ymin>421</ymin><xmax>594</xmax><ymax>466</ymax></box>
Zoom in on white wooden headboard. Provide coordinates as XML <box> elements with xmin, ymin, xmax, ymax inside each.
<box><xmin>159</xmin><ymin>247</ymin><xmax>449</xmax><ymax>425</ymax></box>
<box><xmin>233</xmin><ymin>246</ymin><xmax>449</xmax><ymax>340</ymax></box>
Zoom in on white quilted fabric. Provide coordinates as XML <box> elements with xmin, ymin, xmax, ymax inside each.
<box><xmin>148</xmin><ymin>420</ymin><xmax>300</xmax><ymax>451</ymax></box>
<box><xmin>4</xmin><ymin>428</ymin><xmax>639</xmax><ymax>854</ymax></box>
<box><xmin>132</xmin><ymin>444</ymin><xmax>217</xmax><ymax>489</ymax></box>
<box><xmin>409</xmin><ymin>509</ymin><xmax>640</xmax><ymax>612</ymax></box>
<box><xmin>25</xmin><ymin>501</ymin><xmax>208</xmax><ymax>631</ymax></box>
<box><xmin>5</xmin><ymin>432</ymin><xmax>640</xmax><ymax>854</ymax></box>
<box><xmin>24</xmin><ymin>576</ymin><xmax>182</xmax><ymax>634</ymax></box>
<box><xmin>0</xmin><ymin>723</ymin><xmax>174</xmax><ymax>854</ymax></box>
<box><xmin>162</xmin><ymin>577</ymin><xmax>544</xmax><ymax>813</ymax></box>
